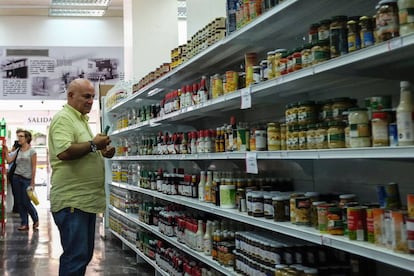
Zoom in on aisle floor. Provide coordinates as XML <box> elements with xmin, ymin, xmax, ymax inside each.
<box><xmin>0</xmin><ymin>186</ymin><xmax>153</xmax><ymax>276</ymax></box>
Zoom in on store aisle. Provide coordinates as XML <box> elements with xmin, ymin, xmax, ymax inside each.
<box><xmin>0</xmin><ymin>186</ymin><xmax>153</xmax><ymax>276</ymax></box>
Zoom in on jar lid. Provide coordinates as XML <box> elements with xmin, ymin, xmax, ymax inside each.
<box><xmin>347</xmin><ymin>20</ymin><xmax>357</xmax><ymax>25</ymax></box>
<box><xmin>267</xmin><ymin>50</ymin><xmax>275</xmax><ymax>55</ymax></box>
<box><xmin>274</xmin><ymin>48</ymin><xmax>287</xmax><ymax>53</ymax></box>
<box><xmin>359</xmin><ymin>15</ymin><xmax>371</xmax><ymax>21</ymax></box>
<box><xmin>372</xmin><ymin>112</ymin><xmax>388</xmax><ymax>119</ymax></box>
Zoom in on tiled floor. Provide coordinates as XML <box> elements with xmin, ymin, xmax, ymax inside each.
<box><xmin>0</xmin><ymin>186</ymin><xmax>153</xmax><ymax>275</ymax></box>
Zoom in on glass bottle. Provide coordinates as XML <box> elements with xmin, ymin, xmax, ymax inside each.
<box><xmin>397</xmin><ymin>81</ymin><xmax>414</xmax><ymax>145</ymax></box>
<box><xmin>203</xmin><ymin>220</ymin><xmax>213</xmax><ymax>255</ymax></box>
<box><xmin>196</xmin><ymin>220</ymin><xmax>204</xmax><ymax>252</ymax></box>
<box><xmin>204</xmin><ymin>171</ymin><xmax>213</xmax><ymax>203</ymax></box>
<box><xmin>198</xmin><ymin>171</ymin><xmax>206</xmax><ymax>201</ymax></box>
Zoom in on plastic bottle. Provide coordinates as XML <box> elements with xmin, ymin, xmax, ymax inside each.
<box><xmin>198</xmin><ymin>171</ymin><xmax>206</xmax><ymax>202</ymax></box>
<box><xmin>397</xmin><ymin>81</ymin><xmax>414</xmax><ymax>145</ymax></box>
<box><xmin>0</xmin><ymin>117</ymin><xmax>6</xmax><ymax>137</ymax></box>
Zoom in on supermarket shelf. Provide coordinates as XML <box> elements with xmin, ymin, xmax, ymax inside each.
<box><xmin>108</xmin><ymin>0</ymin><xmax>378</xmax><ymax>113</ymax></box>
<box><xmin>109</xmin><ymin>184</ymin><xmax>414</xmax><ymax>272</ymax></box>
<box><xmin>109</xmin><ymin>229</ymin><xmax>170</xmax><ymax>276</ymax></box>
<box><xmin>111</xmin><ymin>146</ymin><xmax>414</xmax><ymax>161</ymax></box>
<box><xmin>109</xmin><ymin>205</ymin><xmax>238</xmax><ymax>276</ymax></box>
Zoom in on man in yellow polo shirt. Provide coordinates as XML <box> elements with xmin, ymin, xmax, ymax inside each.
<box><xmin>48</xmin><ymin>78</ymin><xmax>115</xmax><ymax>276</ymax></box>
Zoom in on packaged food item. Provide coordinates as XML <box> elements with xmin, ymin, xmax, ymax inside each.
<box><xmin>371</xmin><ymin>112</ymin><xmax>389</xmax><ymax>147</ymax></box>
<box><xmin>330</xmin><ymin>15</ymin><xmax>349</xmax><ymax>58</ymax></box>
<box><xmin>347</xmin><ymin>19</ymin><xmax>361</xmax><ymax>52</ymax></box>
<box><xmin>398</xmin><ymin>0</ymin><xmax>414</xmax><ymax>35</ymax></box>
<box><xmin>375</xmin><ymin>0</ymin><xmax>400</xmax><ymax>42</ymax></box>
<box><xmin>391</xmin><ymin>210</ymin><xmax>409</xmax><ymax>253</ymax></box>
<box><xmin>359</xmin><ymin>16</ymin><xmax>375</xmax><ymax>48</ymax></box>
<box><xmin>328</xmin><ymin>121</ymin><xmax>346</xmax><ymax>148</ymax></box>
<box><xmin>408</xmin><ymin>194</ymin><xmax>414</xmax><ymax>218</ymax></box>
<box><xmin>267</xmin><ymin>122</ymin><xmax>281</xmax><ymax>151</ymax></box>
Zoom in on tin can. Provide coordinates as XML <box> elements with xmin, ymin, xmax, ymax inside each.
<box><xmin>347</xmin><ymin>206</ymin><xmax>367</xmax><ymax>241</ymax></box>
<box><xmin>317</xmin><ymin>203</ymin><xmax>334</xmax><ymax>233</ymax></box>
<box><xmin>388</xmin><ymin>123</ymin><xmax>398</xmax><ymax>146</ymax></box>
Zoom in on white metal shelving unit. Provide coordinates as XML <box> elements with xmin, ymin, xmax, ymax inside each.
<box><xmin>105</xmin><ymin>0</ymin><xmax>414</xmax><ymax>273</ymax></box>
<box><xmin>109</xmin><ymin>229</ymin><xmax>170</xmax><ymax>276</ymax></box>
<box><xmin>109</xmin><ymin>206</ymin><xmax>239</xmax><ymax>276</ymax></box>
<box><xmin>109</xmin><ymin>182</ymin><xmax>414</xmax><ymax>272</ymax></box>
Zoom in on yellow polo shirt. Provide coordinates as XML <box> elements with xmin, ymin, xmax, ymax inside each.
<box><xmin>48</xmin><ymin>104</ymin><xmax>105</xmax><ymax>213</ymax></box>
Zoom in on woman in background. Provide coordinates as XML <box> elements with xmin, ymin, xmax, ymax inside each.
<box><xmin>4</xmin><ymin>129</ymin><xmax>38</xmax><ymax>231</ymax></box>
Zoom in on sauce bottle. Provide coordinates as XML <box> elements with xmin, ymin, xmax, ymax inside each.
<box><xmin>397</xmin><ymin>81</ymin><xmax>414</xmax><ymax>145</ymax></box>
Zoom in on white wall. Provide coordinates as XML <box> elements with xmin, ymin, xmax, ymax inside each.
<box><xmin>0</xmin><ymin>16</ymin><xmax>123</xmax><ymax>47</ymax></box>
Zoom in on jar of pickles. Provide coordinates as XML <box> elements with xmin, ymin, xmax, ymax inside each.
<box><xmin>306</xmin><ymin>124</ymin><xmax>317</xmax><ymax>149</ymax></box>
<box><xmin>285</xmin><ymin>103</ymin><xmax>298</xmax><ymax>126</ymax></box>
<box><xmin>348</xmin><ymin>107</ymin><xmax>371</xmax><ymax>148</ymax></box>
<box><xmin>298</xmin><ymin>125</ymin><xmax>308</xmax><ymax>150</ymax></box>
<box><xmin>297</xmin><ymin>101</ymin><xmax>317</xmax><ymax>126</ymax></box>
<box><xmin>328</xmin><ymin>121</ymin><xmax>346</xmax><ymax>148</ymax></box>
<box><xmin>332</xmin><ymin>97</ymin><xmax>355</xmax><ymax>121</ymax></box>
<box><xmin>301</xmin><ymin>43</ymin><xmax>313</xmax><ymax>68</ymax></box>
<box><xmin>287</xmin><ymin>125</ymin><xmax>299</xmax><ymax>150</ymax></box>
<box><xmin>311</xmin><ymin>40</ymin><xmax>330</xmax><ymax>65</ymax></box>
<box><xmin>316</xmin><ymin>123</ymin><xmax>329</xmax><ymax>149</ymax></box>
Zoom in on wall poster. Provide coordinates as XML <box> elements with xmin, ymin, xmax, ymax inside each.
<box><xmin>0</xmin><ymin>46</ymin><xmax>123</xmax><ymax>99</ymax></box>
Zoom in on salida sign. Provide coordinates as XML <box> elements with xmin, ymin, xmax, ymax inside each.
<box><xmin>26</xmin><ymin>116</ymin><xmax>53</xmax><ymax>125</ymax></box>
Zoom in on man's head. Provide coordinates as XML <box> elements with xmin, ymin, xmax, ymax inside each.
<box><xmin>67</xmin><ymin>78</ymin><xmax>95</xmax><ymax>115</ymax></box>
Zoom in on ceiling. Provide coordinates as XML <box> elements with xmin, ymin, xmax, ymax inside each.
<box><xmin>0</xmin><ymin>0</ymin><xmax>123</xmax><ymax>17</ymax></box>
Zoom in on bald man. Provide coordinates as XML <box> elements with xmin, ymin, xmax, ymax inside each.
<box><xmin>48</xmin><ymin>78</ymin><xmax>115</xmax><ymax>276</ymax></box>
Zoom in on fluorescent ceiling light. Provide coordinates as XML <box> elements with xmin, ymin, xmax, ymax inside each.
<box><xmin>49</xmin><ymin>8</ymin><xmax>106</xmax><ymax>16</ymax></box>
<box><xmin>51</xmin><ymin>0</ymin><xmax>111</xmax><ymax>7</ymax></box>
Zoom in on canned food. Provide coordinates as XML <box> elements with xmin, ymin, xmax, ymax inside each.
<box><xmin>347</xmin><ymin>206</ymin><xmax>367</xmax><ymax>241</ymax></box>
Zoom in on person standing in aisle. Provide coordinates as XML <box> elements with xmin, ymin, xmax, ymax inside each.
<box><xmin>4</xmin><ymin>130</ymin><xmax>39</xmax><ymax>231</ymax></box>
<box><xmin>48</xmin><ymin>78</ymin><xmax>115</xmax><ymax>276</ymax></box>
<box><xmin>7</xmin><ymin>140</ymin><xmax>20</xmax><ymax>214</ymax></box>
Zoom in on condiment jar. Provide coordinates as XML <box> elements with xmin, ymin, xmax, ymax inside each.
<box><xmin>359</xmin><ymin>16</ymin><xmax>375</xmax><ymax>48</ymax></box>
<box><xmin>267</xmin><ymin>122</ymin><xmax>281</xmax><ymax>151</ymax></box>
<box><xmin>255</xmin><ymin>126</ymin><xmax>267</xmax><ymax>151</ymax></box>
<box><xmin>285</xmin><ymin>102</ymin><xmax>298</xmax><ymax>126</ymax></box>
<box><xmin>297</xmin><ymin>101</ymin><xmax>317</xmax><ymax>126</ymax></box>
<box><xmin>301</xmin><ymin>43</ymin><xmax>313</xmax><ymax>68</ymax></box>
<box><xmin>280</xmin><ymin>123</ymin><xmax>287</xmax><ymax>150</ymax></box>
<box><xmin>332</xmin><ymin>97</ymin><xmax>354</xmax><ymax>122</ymax></box>
<box><xmin>375</xmin><ymin>0</ymin><xmax>400</xmax><ymax>42</ymax></box>
<box><xmin>287</xmin><ymin>125</ymin><xmax>299</xmax><ymax>150</ymax></box>
<box><xmin>398</xmin><ymin>0</ymin><xmax>414</xmax><ymax>35</ymax></box>
<box><xmin>274</xmin><ymin>49</ymin><xmax>287</xmax><ymax>78</ymax></box>
<box><xmin>348</xmin><ymin>108</ymin><xmax>371</xmax><ymax>148</ymax></box>
<box><xmin>315</xmin><ymin>122</ymin><xmax>329</xmax><ymax>149</ymax></box>
<box><xmin>308</xmin><ymin>23</ymin><xmax>320</xmax><ymax>44</ymax></box>
<box><xmin>298</xmin><ymin>125</ymin><xmax>308</xmax><ymax>150</ymax></box>
<box><xmin>347</xmin><ymin>19</ymin><xmax>361</xmax><ymax>52</ymax></box>
<box><xmin>371</xmin><ymin>111</ymin><xmax>389</xmax><ymax>146</ymax></box>
<box><xmin>311</xmin><ymin>40</ymin><xmax>330</xmax><ymax>65</ymax></box>
<box><xmin>328</xmin><ymin>121</ymin><xmax>346</xmax><ymax>148</ymax></box>
<box><xmin>321</xmin><ymin>99</ymin><xmax>333</xmax><ymax>122</ymax></box>
<box><xmin>330</xmin><ymin>15</ymin><xmax>349</xmax><ymax>58</ymax></box>
<box><xmin>318</xmin><ymin>19</ymin><xmax>332</xmax><ymax>42</ymax></box>
<box><xmin>306</xmin><ymin>124</ymin><xmax>317</xmax><ymax>149</ymax></box>
<box><xmin>273</xmin><ymin>195</ymin><xmax>290</xmax><ymax>222</ymax></box>
<box><xmin>266</xmin><ymin>51</ymin><xmax>275</xmax><ymax>79</ymax></box>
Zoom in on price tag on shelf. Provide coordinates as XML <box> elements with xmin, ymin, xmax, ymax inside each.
<box><xmin>241</xmin><ymin>87</ymin><xmax>252</xmax><ymax>109</ymax></box>
<box><xmin>245</xmin><ymin>152</ymin><xmax>258</xmax><ymax>174</ymax></box>
<box><xmin>321</xmin><ymin>235</ymin><xmax>332</xmax><ymax>246</ymax></box>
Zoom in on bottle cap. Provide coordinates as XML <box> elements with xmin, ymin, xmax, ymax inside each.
<box><xmin>401</xmin><ymin>81</ymin><xmax>411</xmax><ymax>88</ymax></box>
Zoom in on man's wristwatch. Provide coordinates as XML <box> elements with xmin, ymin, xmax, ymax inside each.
<box><xmin>89</xmin><ymin>140</ymin><xmax>97</xmax><ymax>152</ymax></box>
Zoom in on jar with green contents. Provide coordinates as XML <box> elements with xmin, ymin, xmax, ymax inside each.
<box><xmin>311</xmin><ymin>40</ymin><xmax>330</xmax><ymax>65</ymax></box>
<box><xmin>328</xmin><ymin>121</ymin><xmax>346</xmax><ymax>148</ymax></box>
<box><xmin>316</xmin><ymin>122</ymin><xmax>329</xmax><ymax>149</ymax></box>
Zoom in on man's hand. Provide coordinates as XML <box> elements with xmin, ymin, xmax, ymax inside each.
<box><xmin>101</xmin><ymin>145</ymin><xmax>115</xmax><ymax>158</ymax></box>
<box><xmin>92</xmin><ymin>134</ymin><xmax>111</xmax><ymax>150</ymax></box>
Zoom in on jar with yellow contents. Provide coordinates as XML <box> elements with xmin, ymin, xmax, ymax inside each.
<box><xmin>266</xmin><ymin>122</ymin><xmax>281</xmax><ymax>151</ymax></box>
<box><xmin>306</xmin><ymin>123</ymin><xmax>317</xmax><ymax>149</ymax></box>
<box><xmin>298</xmin><ymin>125</ymin><xmax>308</xmax><ymax>150</ymax></box>
<box><xmin>328</xmin><ymin>121</ymin><xmax>346</xmax><ymax>148</ymax></box>
<box><xmin>316</xmin><ymin>122</ymin><xmax>329</xmax><ymax>149</ymax></box>
<box><xmin>285</xmin><ymin>102</ymin><xmax>298</xmax><ymax>126</ymax></box>
<box><xmin>280</xmin><ymin>123</ymin><xmax>287</xmax><ymax>150</ymax></box>
<box><xmin>287</xmin><ymin>125</ymin><xmax>299</xmax><ymax>150</ymax></box>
